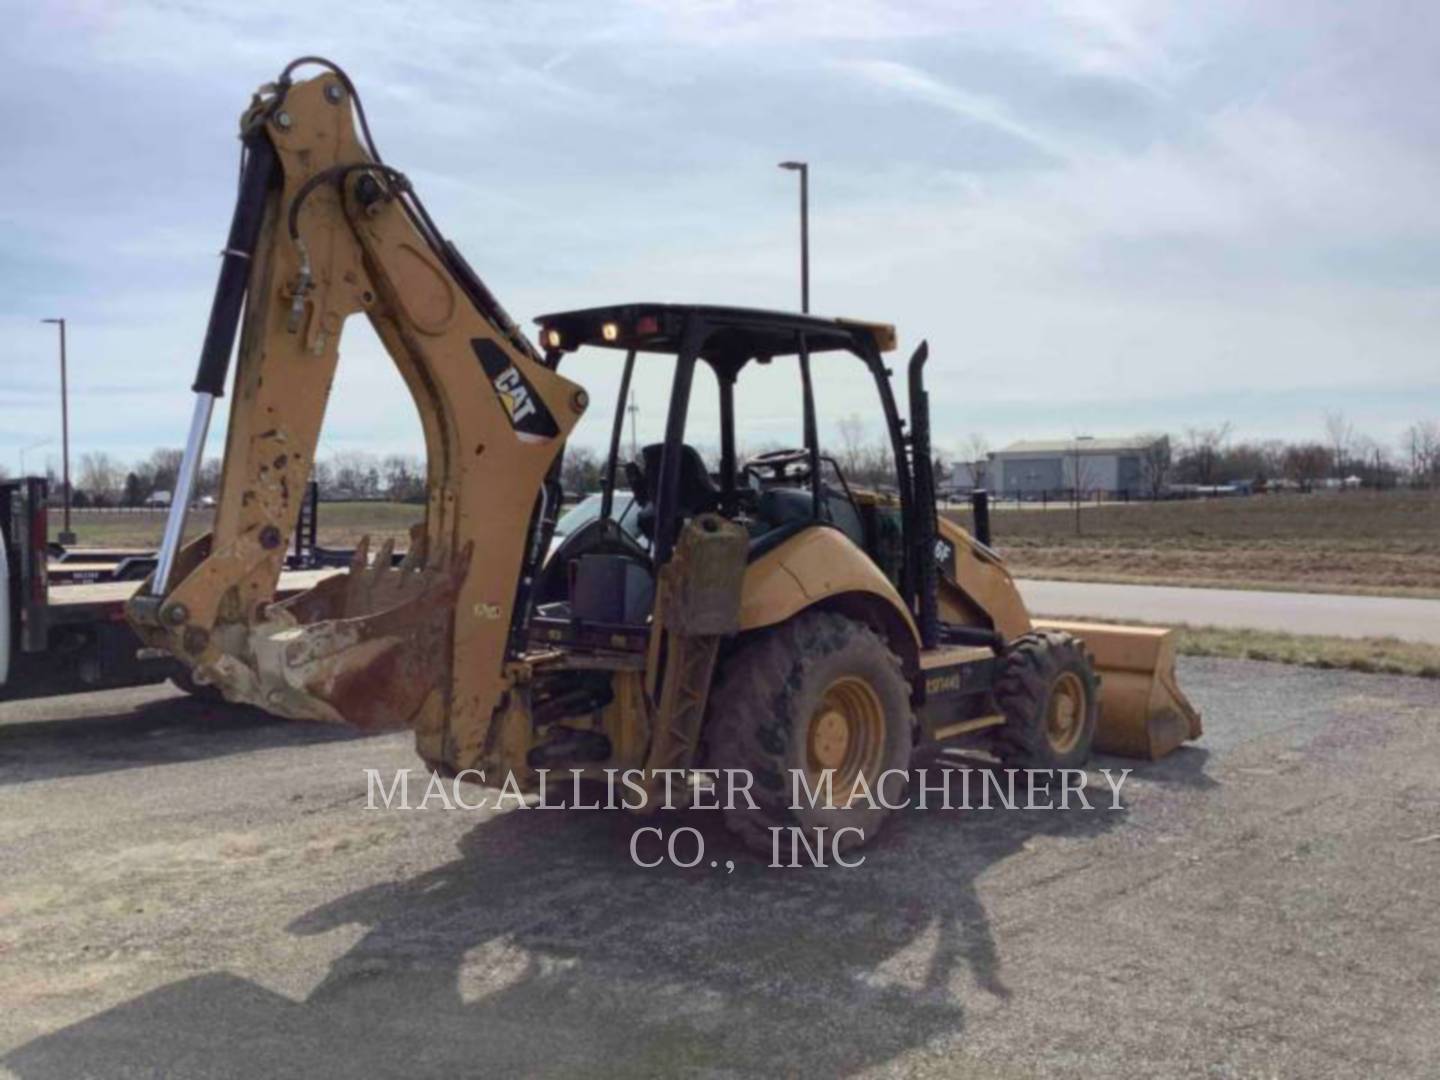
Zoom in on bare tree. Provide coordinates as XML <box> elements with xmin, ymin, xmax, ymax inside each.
<box><xmin>1283</xmin><ymin>442</ymin><xmax>1332</xmax><ymax>492</ymax></box>
<box><xmin>1349</xmin><ymin>434</ymin><xmax>1387</xmax><ymax>488</ymax></box>
<box><xmin>1258</xmin><ymin>439</ymin><xmax>1288</xmax><ymax>487</ymax></box>
<box><xmin>560</xmin><ymin>446</ymin><xmax>602</xmax><ymax>496</ymax></box>
<box><xmin>1402</xmin><ymin>420</ymin><xmax>1439</xmax><ymax>487</ymax></box>
<box><xmin>1181</xmin><ymin>423</ymin><xmax>1232</xmax><ymax>487</ymax></box>
<box><xmin>330</xmin><ymin>451</ymin><xmax>380</xmax><ymax>499</ymax></box>
<box><xmin>859</xmin><ymin>438</ymin><xmax>896</xmax><ymax>490</ymax></box>
<box><xmin>123</xmin><ymin>471</ymin><xmax>146</xmax><ymax>507</ymax></box>
<box><xmin>311</xmin><ymin>459</ymin><xmax>335</xmax><ymax>496</ymax></box>
<box><xmin>1065</xmin><ymin>438</ymin><xmax>1101</xmax><ymax>535</ymax></box>
<box><xmin>146</xmin><ymin>448</ymin><xmax>185</xmax><ymax>496</ymax></box>
<box><xmin>77</xmin><ymin>451</ymin><xmax>124</xmax><ymax>506</ymax></box>
<box><xmin>1324</xmin><ymin>411</ymin><xmax>1353</xmax><ymax>476</ymax></box>
<box><xmin>381</xmin><ymin>454</ymin><xmax>426</xmax><ymax>501</ymax></box>
<box><xmin>1065</xmin><ymin>441</ymin><xmax>1100</xmax><ymax>498</ymax></box>
<box><xmin>961</xmin><ymin>434</ymin><xmax>990</xmax><ymax>490</ymax></box>
<box><xmin>837</xmin><ymin>414</ymin><xmax>868</xmax><ymax>479</ymax></box>
<box><xmin>1138</xmin><ymin>434</ymin><xmax>1172</xmax><ymax>499</ymax></box>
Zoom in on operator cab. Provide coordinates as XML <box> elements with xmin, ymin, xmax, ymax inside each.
<box><xmin>528</xmin><ymin>304</ymin><xmax>922</xmax><ymax>645</ymax></box>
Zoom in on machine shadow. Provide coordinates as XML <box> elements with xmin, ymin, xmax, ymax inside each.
<box><xmin>1094</xmin><ymin>745</ymin><xmax>1218</xmax><ymax>790</ymax></box>
<box><xmin>4</xmin><ymin>766</ymin><xmax>1123</xmax><ymax>1078</ymax></box>
<box><xmin>0</xmin><ymin>694</ymin><xmax>362</xmax><ymax>786</ymax></box>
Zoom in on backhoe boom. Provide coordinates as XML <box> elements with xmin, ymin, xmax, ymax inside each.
<box><xmin>128</xmin><ymin>60</ymin><xmax>585</xmax><ymax>772</ymax></box>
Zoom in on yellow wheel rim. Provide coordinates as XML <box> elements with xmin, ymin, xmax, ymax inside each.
<box><xmin>1046</xmin><ymin>670</ymin><xmax>1087</xmax><ymax>755</ymax></box>
<box><xmin>806</xmin><ymin>675</ymin><xmax>886</xmax><ymax>802</ymax></box>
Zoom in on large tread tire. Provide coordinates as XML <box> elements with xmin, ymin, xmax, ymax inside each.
<box><xmin>704</xmin><ymin>611</ymin><xmax>914</xmax><ymax>856</ymax></box>
<box><xmin>992</xmin><ymin>630</ymin><xmax>1099</xmax><ymax>770</ymax></box>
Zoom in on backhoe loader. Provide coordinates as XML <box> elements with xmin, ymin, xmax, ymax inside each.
<box><xmin>128</xmin><ymin>58</ymin><xmax>1201</xmax><ymax>851</ymax></box>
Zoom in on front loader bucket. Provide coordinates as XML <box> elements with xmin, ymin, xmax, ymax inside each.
<box><xmin>1035</xmin><ymin>619</ymin><xmax>1202</xmax><ymax>760</ymax></box>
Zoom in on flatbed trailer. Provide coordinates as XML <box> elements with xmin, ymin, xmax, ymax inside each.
<box><xmin>2</xmin><ymin>478</ymin><xmax>335</xmax><ymax>700</ymax></box>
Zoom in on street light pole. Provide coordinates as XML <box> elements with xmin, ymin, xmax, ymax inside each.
<box><xmin>627</xmin><ymin>388</ymin><xmax>639</xmax><ymax>460</ymax></box>
<box><xmin>778</xmin><ymin>161</ymin><xmax>809</xmax><ymax>313</ymax></box>
<box><xmin>42</xmin><ymin>317</ymin><xmax>75</xmax><ymax>544</ymax></box>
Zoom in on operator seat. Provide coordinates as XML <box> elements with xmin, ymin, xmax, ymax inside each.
<box><xmin>634</xmin><ymin>443</ymin><xmax>720</xmax><ymax>539</ymax></box>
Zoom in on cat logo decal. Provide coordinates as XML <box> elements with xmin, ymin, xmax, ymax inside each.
<box><xmin>470</xmin><ymin>338</ymin><xmax>559</xmax><ymax>440</ymax></box>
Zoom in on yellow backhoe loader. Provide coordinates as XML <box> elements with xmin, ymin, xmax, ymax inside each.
<box><xmin>128</xmin><ymin>59</ymin><xmax>1200</xmax><ymax>851</ymax></box>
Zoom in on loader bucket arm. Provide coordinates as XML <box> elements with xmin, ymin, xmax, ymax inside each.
<box><xmin>127</xmin><ymin>61</ymin><xmax>585</xmax><ymax>772</ymax></box>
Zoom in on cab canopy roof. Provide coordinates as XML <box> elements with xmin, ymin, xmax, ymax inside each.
<box><xmin>534</xmin><ymin>303</ymin><xmax>896</xmax><ymax>359</ymax></box>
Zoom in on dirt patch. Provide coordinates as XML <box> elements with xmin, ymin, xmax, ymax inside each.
<box><xmin>947</xmin><ymin>490</ymin><xmax>1440</xmax><ymax>596</ymax></box>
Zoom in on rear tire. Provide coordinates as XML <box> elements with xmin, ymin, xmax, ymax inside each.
<box><xmin>704</xmin><ymin>611</ymin><xmax>914</xmax><ymax>855</ymax></box>
<box><xmin>992</xmin><ymin>630</ymin><xmax>1098</xmax><ymax>770</ymax></box>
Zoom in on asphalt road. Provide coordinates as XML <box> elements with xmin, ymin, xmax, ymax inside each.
<box><xmin>1019</xmin><ymin>578</ymin><xmax>1440</xmax><ymax>644</ymax></box>
<box><xmin>2</xmin><ymin>663</ymin><xmax>1438</xmax><ymax>1078</ymax></box>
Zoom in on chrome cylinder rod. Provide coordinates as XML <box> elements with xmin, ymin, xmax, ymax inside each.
<box><xmin>151</xmin><ymin>391</ymin><xmax>215</xmax><ymax>595</ymax></box>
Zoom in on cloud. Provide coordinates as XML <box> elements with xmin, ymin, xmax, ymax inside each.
<box><xmin>841</xmin><ymin>59</ymin><xmax>1074</xmax><ymax>160</ymax></box>
<box><xmin>1</xmin><ymin>0</ymin><xmax>1438</xmax><ymax>473</ymax></box>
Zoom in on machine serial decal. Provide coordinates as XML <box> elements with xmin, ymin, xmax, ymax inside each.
<box><xmin>926</xmin><ymin>672</ymin><xmax>963</xmax><ymax>695</ymax></box>
<box><xmin>471</xmin><ymin>339</ymin><xmax>560</xmax><ymax>439</ymax></box>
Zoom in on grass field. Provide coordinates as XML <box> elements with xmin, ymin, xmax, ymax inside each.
<box><xmin>52</xmin><ymin>496</ymin><xmax>1440</xmax><ymax>677</ymax></box>
<box><xmin>56</xmin><ymin>490</ymin><xmax>1440</xmax><ymax>598</ymax></box>
<box><xmin>53</xmin><ymin>502</ymin><xmax>423</xmax><ymax>551</ymax></box>
<box><xmin>1040</xmin><ymin>613</ymin><xmax>1440</xmax><ymax>679</ymax></box>
<box><xmin>1171</xmin><ymin>624</ymin><xmax>1440</xmax><ymax>678</ymax></box>
<box><xmin>945</xmin><ymin>489</ymin><xmax>1440</xmax><ymax>597</ymax></box>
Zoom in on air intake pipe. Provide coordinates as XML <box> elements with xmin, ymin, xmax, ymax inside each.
<box><xmin>906</xmin><ymin>341</ymin><xmax>939</xmax><ymax>650</ymax></box>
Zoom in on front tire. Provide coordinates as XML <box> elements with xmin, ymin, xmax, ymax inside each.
<box><xmin>992</xmin><ymin>630</ymin><xmax>1099</xmax><ymax>770</ymax></box>
<box><xmin>704</xmin><ymin>611</ymin><xmax>914</xmax><ymax>855</ymax></box>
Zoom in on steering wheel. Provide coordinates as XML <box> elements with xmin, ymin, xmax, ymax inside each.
<box><xmin>742</xmin><ymin>447</ymin><xmax>812</xmax><ymax>484</ymax></box>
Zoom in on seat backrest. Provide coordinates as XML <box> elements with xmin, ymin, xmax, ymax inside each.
<box><xmin>639</xmin><ymin>443</ymin><xmax>719</xmax><ymax>517</ymax></box>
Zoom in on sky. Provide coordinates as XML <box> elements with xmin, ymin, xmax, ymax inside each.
<box><xmin>2</xmin><ymin>0</ymin><xmax>1438</xmax><ymax>477</ymax></box>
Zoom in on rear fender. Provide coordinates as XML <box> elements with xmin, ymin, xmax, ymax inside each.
<box><xmin>738</xmin><ymin>527</ymin><xmax>921</xmax><ymax>675</ymax></box>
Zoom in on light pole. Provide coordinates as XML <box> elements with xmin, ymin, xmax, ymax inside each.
<box><xmin>627</xmin><ymin>388</ymin><xmax>639</xmax><ymax>460</ymax></box>
<box><xmin>41</xmin><ymin>317</ymin><xmax>76</xmax><ymax>544</ymax></box>
<box><xmin>778</xmin><ymin>161</ymin><xmax>809</xmax><ymax>313</ymax></box>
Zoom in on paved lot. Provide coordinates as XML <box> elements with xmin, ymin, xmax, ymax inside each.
<box><xmin>2</xmin><ymin>661</ymin><xmax>1438</xmax><ymax>1078</ymax></box>
<box><xmin>1020</xmin><ymin>578</ymin><xmax>1440</xmax><ymax>644</ymax></box>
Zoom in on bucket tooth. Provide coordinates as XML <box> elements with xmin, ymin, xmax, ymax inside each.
<box><xmin>373</xmin><ymin>537</ymin><xmax>396</xmax><ymax>574</ymax></box>
<box><xmin>398</xmin><ymin>526</ymin><xmax>427</xmax><ymax>573</ymax></box>
<box><xmin>350</xmin><ymin>534</ymin><xmax>371</xmax><ymax>572</ymax></box>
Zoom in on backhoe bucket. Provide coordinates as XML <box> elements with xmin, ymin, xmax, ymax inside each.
<box><xmin>1035</xmin><ymin>619</ymin><xmax>1202</xmax><ymax>760</ymax></box>
<box><xmin>199</xmin><ymin>532</ymin><xmax>472</xmax><ymax>733</ymax></box>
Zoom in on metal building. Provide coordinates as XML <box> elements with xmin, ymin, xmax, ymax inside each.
<box><xmin>989</xmin><ymin>436</ymin><xmax>1159</xmax><ymax>498</ymax></box>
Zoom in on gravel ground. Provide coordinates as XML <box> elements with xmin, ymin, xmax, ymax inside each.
<box><xmin>1</xmin><ymin>659</ymin><xmax>1437</xmax><ymax>1078</ymax></box>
